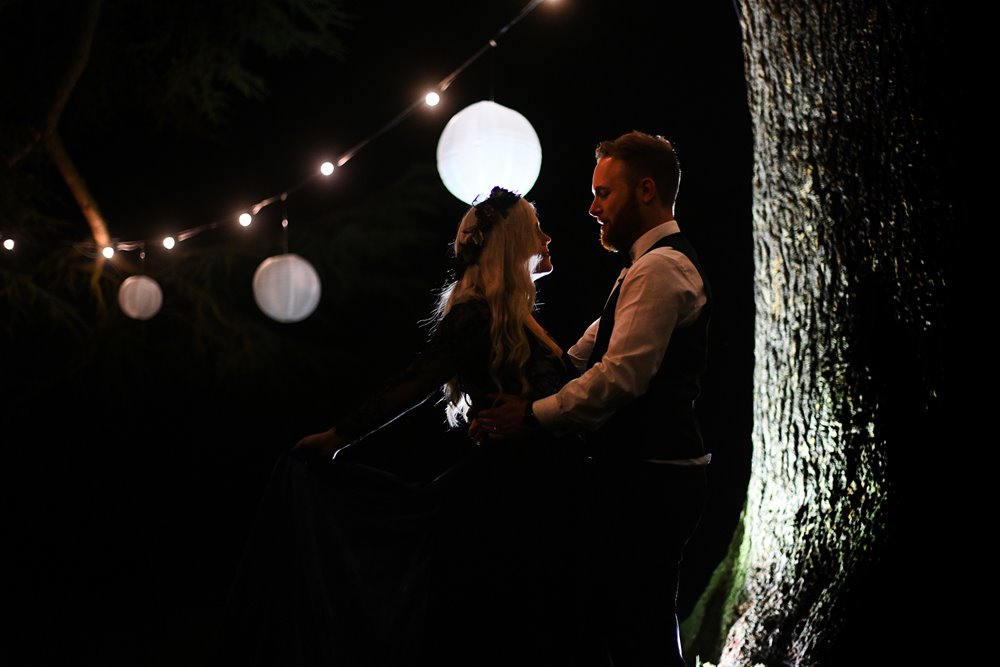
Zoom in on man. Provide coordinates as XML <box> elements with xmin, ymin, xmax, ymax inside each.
<box><xmin>474</xmin><ymin>130</ymin><xmax>711</xmax><ymax>666</ymax></box>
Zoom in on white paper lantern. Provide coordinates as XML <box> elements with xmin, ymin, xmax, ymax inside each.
<box><xmin>436</xmin><ymin>100</ymin><xmax>543</xmax><ymax>205</ymax></box>
<box><xmin>252</xmin><ymin>253</ymin><xmax>321</xmax><ymax>323</ymax></box>
<box><xmin>118</xmin><ymin>274</ymin><xmax>163</xmax><ymax>320</ymax></box>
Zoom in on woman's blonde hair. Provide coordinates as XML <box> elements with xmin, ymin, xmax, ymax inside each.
<box><xmin>432</xmin><ymin>188</ymin><xmax>552</xmax><ymax>426</ymax></box>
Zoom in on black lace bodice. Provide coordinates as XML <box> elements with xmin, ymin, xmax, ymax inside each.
<box><xmin>336</xmin><ymin>299</ymin><xmax>575</xmax><ymax>446</ymax></box>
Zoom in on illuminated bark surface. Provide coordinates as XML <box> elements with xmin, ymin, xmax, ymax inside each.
<box><xmin>685</xmin><ymin>2</ymin><xmax>949</xmax><ymax>665</ymax></box>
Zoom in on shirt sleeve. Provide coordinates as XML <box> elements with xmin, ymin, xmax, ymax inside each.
<box><xmin>566</xmin><ymin>318</ymin><xmax>600</xmax><ymax>375</ymax></box>
<box><xmin>533</xmin><ymin>248</ymin><xmax>706</xmax><ymax>435</ymax></box>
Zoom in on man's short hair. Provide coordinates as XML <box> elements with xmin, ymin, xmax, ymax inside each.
<box><xmin>595</xmin><ymin>131</ymin><xmax>680</xmax><ymax>206</ymax></box>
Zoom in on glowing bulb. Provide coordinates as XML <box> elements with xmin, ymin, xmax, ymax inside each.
<box><xmin>2</xmin><ymin>238</ymin><xmax>13</xmax><ymax>250</ymax></box>
<box><xmin>103</xmin><ymin>246</ymin><xmax>115</xmax><ymax>259</ymax></box>
<box><xmin>425</xmin><ymin>92</ymin><xmax>441</xmax><ymax>107</ymax></box>
<box><xmin>320</xmin><ymin>161</ymin><xmax>335</xmax><ymax>176</ymax></box>
<box><xmin>163</xmin><ymin>236</ymin><xmax>176</xmax><ymax>249</ymax></box>
<box><xmin>239</xmin><ymin>213</ymin><xmax>253</xmax><ymax>227</ymax></box>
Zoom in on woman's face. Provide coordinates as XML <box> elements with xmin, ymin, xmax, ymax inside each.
<box><xmin>530</xmin><ymin>214</ymin><xmax>553</xmax><ymax>280</ymax></box>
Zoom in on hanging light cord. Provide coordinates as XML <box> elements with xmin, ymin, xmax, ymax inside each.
<box><xmin>58</xmin><ymin>0</ymin><xmax>550</xmax><ymax>259</ymax></box>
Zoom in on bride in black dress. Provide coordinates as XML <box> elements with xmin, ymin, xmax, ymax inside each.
<box><xmin>225</xmin><ymin>187</ymin><xmax>602</xmax><ymax>666</ymax></box>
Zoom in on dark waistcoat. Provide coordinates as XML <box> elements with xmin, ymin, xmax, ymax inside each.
<box><xmin>585</xmin><ymin>232</ymin><xmax>712</xmax><ymax>461</ymax></box>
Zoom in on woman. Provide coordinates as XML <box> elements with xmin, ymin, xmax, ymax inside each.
<box><xmin>225</xmin><ymin>187</ymin><xmax>597</xmax><ymax>666</ymax></box>
<box><xmin>292</xmin><ymin>186</ymin><xmax>562</xmax><ymax>459</ymax></box>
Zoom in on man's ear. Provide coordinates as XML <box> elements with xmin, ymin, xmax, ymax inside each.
<box><xmin>635</xmin><ymin>176</ymin><xmax>657</xmax><ymax>204</ymax></box>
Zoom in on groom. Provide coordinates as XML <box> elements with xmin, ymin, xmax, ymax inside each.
<box><xmin>475</xmin><ymin>130</ymin><xmax>711</xmax><ymax>666</ymax></box>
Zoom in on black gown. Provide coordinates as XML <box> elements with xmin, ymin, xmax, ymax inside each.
<box><xmin>224</xmin><ymin>300</ymin><xmax>603</xmax><ymax>667</ymax></box>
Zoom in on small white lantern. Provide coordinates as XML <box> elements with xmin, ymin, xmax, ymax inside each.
<box><xmin>436</xmin><ymin>100</ymin><xmax>543</xmax><ymax>205</ymax></box>
<box><xmin>252</xmin><ymin>253</ymin><xmax>321</xmax><ymax>323</ymax></box>
<box><xmin>118</xmin><ymin>275</ymin><xmax>163</xmax><ymax>320</ymax></box>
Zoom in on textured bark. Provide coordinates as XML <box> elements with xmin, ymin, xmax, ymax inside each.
<box><xmin>687</xmin><ymin>2</ymin><xmax>948</xmax><ymax>665</ymax></box>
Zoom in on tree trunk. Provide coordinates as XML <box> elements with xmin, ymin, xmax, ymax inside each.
<box><xmin>686</xmin><ymin>2</ymin><xmax>949</xmax><ymax>665</ymax></box>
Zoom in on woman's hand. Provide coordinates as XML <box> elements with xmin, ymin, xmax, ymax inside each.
<box><xmin>468</xmin><ymin>416</ymin><xmax>490</xmax><ymax>444</ymax></box>
<box><xmin>292</xmin><ymin>427</ymin><xmax>348</xmax><ymax>459</ymax></box>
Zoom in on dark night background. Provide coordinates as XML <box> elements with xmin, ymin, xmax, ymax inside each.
<box><xmin>2</xmin><ymin>1</ymin><xmax>761</xmax><ymax>663</ymax></box>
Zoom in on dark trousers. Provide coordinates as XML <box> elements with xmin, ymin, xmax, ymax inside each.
<box><xmin>586</xmin><ymin>460</ymin><xmax>708</xmax><ymax>667</ymax></box>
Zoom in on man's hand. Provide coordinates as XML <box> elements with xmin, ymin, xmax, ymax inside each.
<box><xmin>291</xmin><ymin>426</ymin><xmax>348</xmax><ymax>459</ymax></box>
<box><xmin>471</xmin><ymin>393</ymin><xmax>537</xmax><ymax>441</ymax></box>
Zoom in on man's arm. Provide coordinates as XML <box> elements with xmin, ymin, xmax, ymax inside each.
<box><xmin>475</xmin><ymin>249</ymin><xmax>704</xmax><ymax>440</ymax></box>
<box><xmin>533</xmin><ymin>249</ymin><xmax>705</xmax><ymax>435</ymax></box>
<box><xmin>566</xmin><ymin>317</ymin><xmax>600</xmax><ymax>375</ymax></box>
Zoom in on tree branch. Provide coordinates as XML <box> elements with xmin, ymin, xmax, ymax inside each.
<box><xmin>43</xmin><ymin>129</ymin><xmax>109</xmax><ymax>248</ymax></box>
<box><xmin>44</xmin><ymin>0</ymin><xmax>103</xmax><ymax>135</ymax></box>
<box><xmin>7</xmin><ymin>0</ymin><xmax>110</xmax><ymax>261</ymax></box>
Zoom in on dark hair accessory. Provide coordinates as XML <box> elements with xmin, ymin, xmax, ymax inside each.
<box><xmin>451</xmin><ymin>187</ymin><xmax>522</xmax><ymax>279</ymax></box>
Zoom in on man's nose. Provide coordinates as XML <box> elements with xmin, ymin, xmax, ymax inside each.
<box><xmin>588</xmin><ymin>200</ymin><xmax>600</xmax><ymax>218</ymax></box>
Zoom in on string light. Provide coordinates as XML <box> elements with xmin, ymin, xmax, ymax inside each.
<box><xmin>58</xmin><ymin>0</ymin><xmax>550</xmax><ymax>259</ymax></box>
<box><xmin>23</xmin><ymin>0</ymin><xmax>554</xmax><ymax>318</ymax></box>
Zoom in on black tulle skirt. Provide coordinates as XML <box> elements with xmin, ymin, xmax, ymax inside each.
<box><xmin>223</xmin><ymin>435</ymin><xmax>605</xmax><ymax>667</ymax></box>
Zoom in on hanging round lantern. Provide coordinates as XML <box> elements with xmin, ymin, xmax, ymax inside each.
<box><xmin>252</xmin><ymin>253</ymin><xmax>321</xmax><ymax>323</ymax></box>
<box><xmin>118</xmin><ymin>274</ymin><xmax>163</xmax><ymax>320</ymax></box>
<box><xmin>436</xmin><ymin>100</ymin><xmax>543</xmax><ymax>205</ymax></box>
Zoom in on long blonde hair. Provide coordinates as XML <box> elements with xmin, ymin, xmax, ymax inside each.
<box><xmin>432</xmin><ymin>189</ymin><xmax>558</xmax><ymax>426</ymax></box>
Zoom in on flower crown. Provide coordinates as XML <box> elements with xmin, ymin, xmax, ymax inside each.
<box><xmin>451</xmin><ymin>186</ymin><xmax>522</xmax><ymax>279</ymax></box>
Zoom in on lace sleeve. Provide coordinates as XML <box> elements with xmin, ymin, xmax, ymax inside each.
<box><xmin>335</xmin><ymin>300</ymin><xmax>490</xmax><ymax>445</ymax></box>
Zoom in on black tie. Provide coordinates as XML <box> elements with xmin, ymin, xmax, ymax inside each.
<box><xmin>586</xmin><ymin>258</ymin><xmax>630</xmax><ymax>370</ymax></box>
